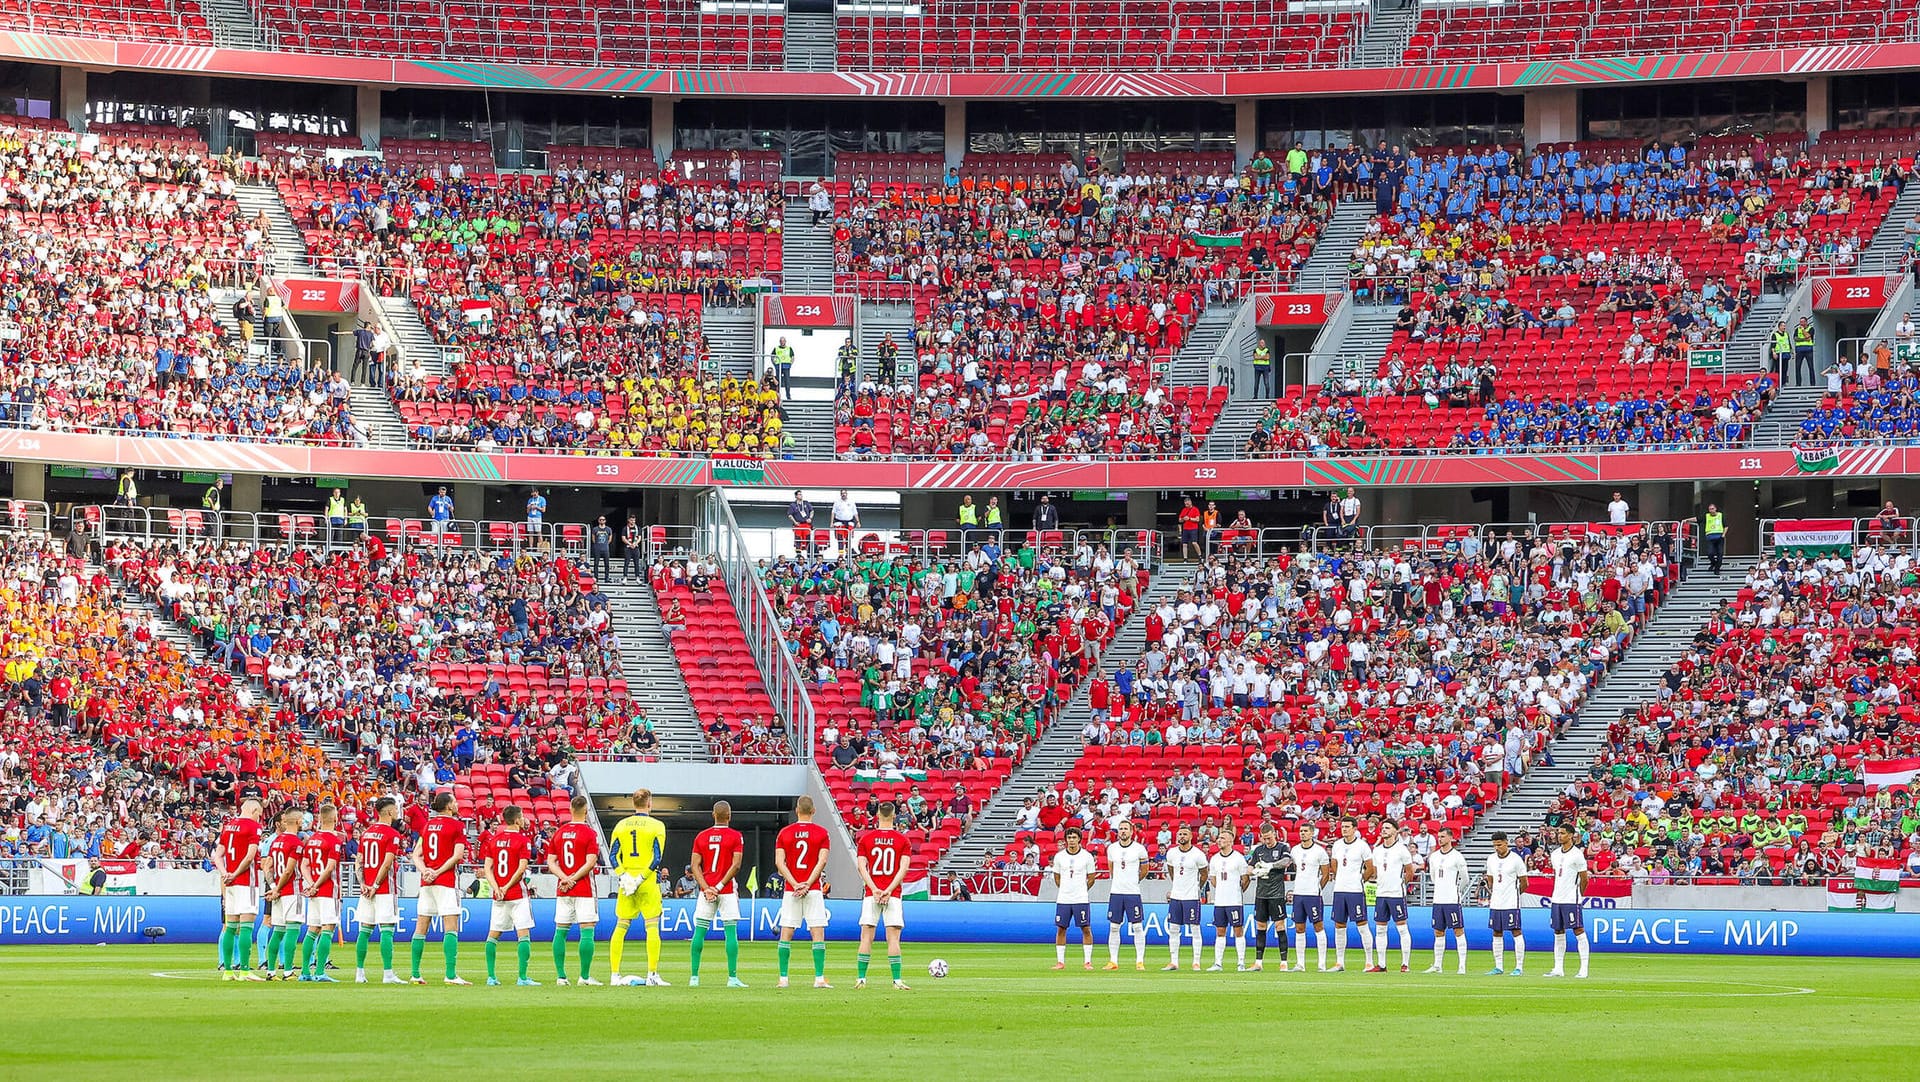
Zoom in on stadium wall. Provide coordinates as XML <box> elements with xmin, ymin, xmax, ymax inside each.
<box><xmin>4</xmin><ymin>897</ymin><xmax>1916</xmax><ymax>957</ymax></box>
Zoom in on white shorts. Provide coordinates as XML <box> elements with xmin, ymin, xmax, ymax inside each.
<box><xmin>304</xmin><ymin>897</ymin><xmax>340</xmax><ymax>929</ymax></box>
<box><xmin>860</xmin><ymin>895</ymin><xmax>905</xmax><ymax>929</ymax></box>
<box><xmin>555</xmin><ymin>896</ymin><xmax>599</xmax><ymax>926</ymax></box>
<box><xmin>419</xmin><ymin>884</ymin><xmax>462</xmax><ymax>920</ymax></box>
<box><xmin>222</xmin><ymin>885</ymin><xmax>258</xmax><ymax>917</ymax></box>
<box><xmin>779</xmin><ymin>890</ymin><xmax>829</xmax><ymax>930</ymax></box>
<box><xmin>270</xmin><ymin>894</ymin><xmax>305</xmax><ymax>927</ymax></box>
<box><xmin>355</xmin><ymin>893</ymin><xmax>399</xmax><ymax>927</ymax></box>
<box><xmin>489</xmin><ymin>897</ymin><xmax>534</xmax><ymax>935</ymax></box>
<box><xmin>693</xmin><ymin>893</ymin><xmax>741</xmax><ymax>924</ymax></box>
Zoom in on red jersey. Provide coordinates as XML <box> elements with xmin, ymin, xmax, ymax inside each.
<box><xmin>692</xmin><ymin>826</ymin><xmax>744</xmax><ymax>895</ymax></box>
<box><xmin>359</xmin><ymin>823</ymin><xmax>403</xmax><ymax>896</ymax></box>
<box><xmin>265</xmin><ymin>832</ymin><xmax>302</xmax><ymax>895</ymax></box>
<box><xmin>480</xmin><ymin>829</ymin><xmax>533</xmax><ymax>902</ymax></box>
<box><xmin>418</xmin><ymin>814</ymin><xmax>466</xmax><ymax>888</ymax></box>
<box><xmin>215</xmin><ymin>817</ymin><xmax>261</xmax><ymax>887</ymax></box>
<box><xmin>548</xmin><ymin>822</ymin><xmax>600</xmax><ymax>898</ymax></box>
<box><xmin>857</xmin><ymin>829</ymin><xmax>913</xmax><ymax>897</ymax></box>
<box><xmin>299</xmin><ymin>830</ymin><xmax>343</xmax><ymax>899</ymax></box>
<box><xmin>776</xmin><ymin>821</ymin><xmax>831</xmax><ymax>890</ymax></box>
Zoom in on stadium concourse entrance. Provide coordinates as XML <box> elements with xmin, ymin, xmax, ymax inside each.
<box><xmin>577</xmin><ymin>761</ymin><xmax>859</xmax><ymax>899</ymax></box>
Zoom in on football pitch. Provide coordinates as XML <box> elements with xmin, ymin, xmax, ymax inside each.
<box><xmin>0</xmin><ymin>944</ymin><xmax>1906</xmax><ymax>1080</ymax></box>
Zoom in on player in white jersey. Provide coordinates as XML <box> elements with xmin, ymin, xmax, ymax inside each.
<box><xmin>1161</xmin><ymin>826</ymin><xmax>1208</xmax><ymax>971</ymax></box>
<box><xmin>1369</xmin><ymin>821</ymin><xmax>1415</xmax><ymax>972</ymax></box>
<box><xmin>1104</xmin><ymin>820</ymin><xmax>1151</xmax><ymax>970</ymax></box>
<box><xmin>1288</xmin><ymin>824</ymin><xmax>1331</xmax><ymax>972</ymax></box>
<box><xmin>1545</xmin><ymin>827</ymin><xmax>1590</xmax><ymax>978</ymax></box>
<box><xmin>1327</xmin><ymin>817</ymin><xmax>1375</xmax><ymax>972</ymax></box>
<box><xmin>1050</xmin><ymin>828</ymin><xmax>1099</xmax><ymax>970</ymax></box>
<box><xmin>1205</xmin><ymin>839</ymin><xmax>1251</xmax><ymax>972</ymax></box>
<box><xmin>1483</xmin><ymin>831</ymin><xmax>1528</xmax><ymax>975</ymax></box>
<box><xmin>1424</xmin><ymin>827</ymin><xmax>1469</xmax><ymax>974</ymax></box>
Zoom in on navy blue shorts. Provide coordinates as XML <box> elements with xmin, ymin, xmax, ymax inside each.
<box><xmin>1489</xmin><ymin>907</ymin><xmax>1522</xmax><ymax>933</ymax></box>
<box><xmin>1372</xmin><ymin>896</ymin><xmax>1408</xmax><ymax>924</ymax></box>
<box><xmin>1055</xmin><ymin>902</ymin><xmax>1091</xmax><ymax>930</ymax></box>
<box><xmin>1212</xmin><ymin>904</ymin><xmax>1244</xmax><ymax>928</ymax></box>
<box><xmin>1550</xmin><ymin>902</ymin><xmax>1584</xmax><ymax>934</ymax></box>
<box><xmin>1331</xmin><ymin>891</ymin><xmax>1367</xmax><ymax>925</ymax></box>
<box><xmin>1290</xmin><ymin>895</ymin><xmax>1323</xmax><ymax>925</ymax></box>
<box><xmin>1431</xmin><ymin>903</ymin><xmax>1464</xmax><ymax>932</ymax></box>
<box><xmin>1106</xmin><ymin>894</ymin><xmax>1143</xmax><ymax>925</ymax></box>
<box><xmin>1168</xmin><ymin>898</ymin><xmax>1202</xmax><ymax>926</ymax></box>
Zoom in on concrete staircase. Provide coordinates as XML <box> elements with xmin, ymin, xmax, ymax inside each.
<box><xmin>204</xmin><ymin>0</ymin><xmax>274</xmax><ymax>49</ymax></box>
<box><xmin>235</xmin><ymin>183</ymin><xmax>312</xmax><ymax>274</ymax></box>
<box><xmin>1166</xmin><ymin>304</ymin><xmax>1237</xmax><ymax>385</ymax></box>
<box><xmin>783</xmin><ymin>10</ymin><xmax>838</xmax><ymax>71</ymax></box>
<box><xmin>704</xmin><ymin>306</ymin><xmax>760</xmax><ymax>379</ymax></box>
<box><xmin>1855</xmin><ymin>179</ymin><xmax>1920</xmax><ymax>274</ymax></box>
<box><xmin>349</xmin><ymin>384</ymin><xmax>406</xmax><ymax>447</ymax></box>
<box><xmin>1761</xmin><ymin>383</ymin><xmax>1826</xmax><ymax>444</ymax></box>
<box><xmin>594</xmin><ymin>579</ymin><xmax>713</xmax><ymax>759</ymax></box>
<box><xmin>1461</xmin><ymin>558</ymin><xmax>1754</xmax><ymax>869</ymax></box>
<box><xmin>782</xmin><ymin>199</ymin><xmax>836</xmax><ymax>293</ymax></box>
<box><xmin>781</xmin><ymin>401</ymin><xmax>838</xmax><ymax>458</ymax></box>
<box><xmin>936</xmin><ymin>562</ymin><xmax>1196</xmax><ymax>874</ymax></box>
<box><xmin>1723</xmin><ymin>291</ymin><xmax>1787</xmax><ymax>374</ymax></box>
<box><xmin>1202</xmin><ymin>398</ymin><xmax>1270</xmax><ymax>457</ymax></box>
<box><xmin>1348</xmin><ymin>1</ymin><xmax>1419</xmax><ymax>66</ymax></box>
<box><xmin>857</xmin><ymin>299</ymin><xmax>917</xmax><ymax>384</ymax></box>
<box><xmin>378</xmin><ymin>295</ymin><xmax>452</xmax><ymax>380</ymax></box>
<box><xmin>1313</xmin><ymin>305</ymin><xmax>1400</xmax><ymax>390</ymax></box>
<box><xmin>1295</xmin><ymin>202</ymin><xmax>1372</xmax><ymax>292</ymax></box>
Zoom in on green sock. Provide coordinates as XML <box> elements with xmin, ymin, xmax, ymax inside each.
<box><xmin>552</xmin><ymin>931</ymin><xmax>568</xmax><ymax>979</ymax></box>
<box><xmin>442</xmin><ymin>933</ymin><xmax>459</xmax><ymax>980</ymax></box>
<box><xmin>283</xmin><ymin>929</ymin><xmax>305</xmax><ymax>972</ymax></box>
<box><xmin>379</xmin><ymin>928</ymin><xmax>394</xmax><ymax>971</ymax></box>
<box><xmin>262</xmin><ymin>928</ymin><xmax>282</xmax><ymax>971</ymax></box>
<box><xmin>315</xmin><ymin>935</ymin><xmax>332</xmax><ymax>974</ymax></box>
<box><xmin>578</xmin><ymin>935</ymin><xmax>594</xmax><ymax>980</ymax></box>
<box><xmin>723</xmin><ymin>922</ymin><xmax>739</xmax><ymax>978</ymax></box>
<box><xmin>890</xmin><ymin>955</ymin><xmax>902</xmax><ymax>982</ymax></box>
<box><xmin>690</xmin><ymin>920</ymin><xmax>708</xmax><ymax>977</ymax></box>
<box><xmin>410</xmin><ymin>933</ymin><xmax>426</xmax><ymax>978</ymax></box>
<box><xmin>778</xmin><ymin>941</ymin><xmax>791</xmax><ymax>978</ymax></box>
<box><xmin>301</xmin><ymin>932</ymin><xmax>318</xmax><ymax>977</ymax></box>
<box><xmin>517</xmin><ymin>938</ymin><xmax>531</xmax><ymax>981</ymax></box>
<box><xmin>813</xmin><ymin>941</ymin><xmax>827</xmax><ymax>979</ymax></box>
<box><xmin>354</xmin><ymin>927</ymin><xmax>370</xmax><ymax>969</ymax></box>
<box><xmin>857</xmin><ymin>952</ymin><xmax>871</xmax><ymax>980</ymax></box>
<box><xmin>236</xmin><ymin>925</ymin><xmax>255</xmax><ymax>970</ymax></box>
<box><xmin>486</xmin><ymin>939</ymin><xmax>499</xmax><ymax>982</ymax></box>
<box><xmin>218</xmin><ymin>925</ymin><xmax>235</xmax><ymax>970</ymax></box>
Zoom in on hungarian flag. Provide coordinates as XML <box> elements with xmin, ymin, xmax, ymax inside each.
<box><xmin>1189</xmin><ymin>231</ymin><xmax>1246</xmax><ymax>248</ymax></box>
<box><xmin>1793</xmin><ymin>442</ymin><xmax>1839</xmax><ymax>473</ymax></box>
<box><xmin>1827</xmin><ymin>877</ymin><xmax>1896</xmax><ymax>911</ymax></box>
<box><xmin>1772</xmin><ymin>518</ymin><xmax>1853</xmax><ymax>556</ymax></box>
<box><xmin>1854</xmin><ymin>854</ymin><xmax>1903</xmax><ymax>895</ymax></box>
<box><xmin>711</xmin><ymin>457</ymin><xmax>765</xmax><ymax>486</ymax></box>
<box><xmin>902</xmin><ymin>877</ymin><xmax>931</xmax><ymax>901</ymax></box>
<box><xmin>1863</xmin><ymin>756</ymin><xmax>1920</xmax><ymax>788</ymax></box>
<box><xmin>459</xmin><ymin>298</ymin><xmax>494</xmax><ymax>331</ymax></box>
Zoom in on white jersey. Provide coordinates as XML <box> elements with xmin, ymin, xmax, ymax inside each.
<box><xmin>1208</xmin><ymin>851</ymin><xmax>1250</xmax><ymax>907</ymax></box>
<box><xmin>1330</xmin><ymin>838</ymin><xmax>1373</xmax><ymax>893</ymax></box>
<box><xmin>1290</xmin><ymin>843</ymin><xmax>1329</xmax><ymax>894</ymax></box>
<box><xmin>1373</xmin><ymin>841</ymin><xmax>1413</xmax><ymax>900</ymax></box>
<box><xmin>1106</xmin><ymin>841</ymin><xmax>1149</xmax><ymax>895</ymax></box>
<box><xmin>1486</xmin><ymin>852</ymin><xmax>1527</xmax><ymax>908</ymax></box>
<box><xmin>1051</xmin><ymin>849</ymin><xmax>1097</xmax><ymax>904</ymax></box>
<box><xmin>1165</xmin><ymin>846</ymin><xmax>1207</xmax><ymax>900</ymax></box>
<box><xmin>1429</xmin><ymin>849</ymin><xmax>1469</xmax><ymax>905</ymax></box>
<box><xmin>1549</xmin><ymin>846</ymin><xmax>1588</xmax><ymax>904</ymax></box>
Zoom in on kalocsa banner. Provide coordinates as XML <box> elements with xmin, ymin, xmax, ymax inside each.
<box><xmin>4</xmin><ymin>896</ymin><xmax>1917</xmax><ymax>956</ymax></box>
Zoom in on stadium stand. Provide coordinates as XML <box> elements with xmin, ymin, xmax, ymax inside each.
<box><xmin>648</xmin><ymin>547</ymin><xmax>794</xmax><ymax>762</ymax></box>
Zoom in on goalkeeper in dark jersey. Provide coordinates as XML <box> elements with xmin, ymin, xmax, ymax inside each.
<box><xmin>1247</xmin><ymin>821</ymin><xmax>1294</xmax><ymax>972</ymax></box>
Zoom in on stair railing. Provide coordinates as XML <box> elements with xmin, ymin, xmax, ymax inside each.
<box><xmin>698</xmin><ymin>491</ymin><xmax>816</xmax><ymax>760</ymax></box>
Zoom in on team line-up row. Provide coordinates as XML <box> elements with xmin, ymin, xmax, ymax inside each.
<box><xmin>207</xmin><ymin>795</ymin><xmax>1595</xmax><ymax>986</ymax></box>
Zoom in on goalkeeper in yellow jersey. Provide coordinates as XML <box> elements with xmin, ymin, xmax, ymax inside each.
<box><xmin>608</xmin><ymin>788</ymin><xmax>670</xmax><ymax>987</ymax></box>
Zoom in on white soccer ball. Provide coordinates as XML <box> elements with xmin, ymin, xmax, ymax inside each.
<box><xmin>927</xmin><ymin>958</ymin><xmax>949</xmax><ymax>978</ymax></box>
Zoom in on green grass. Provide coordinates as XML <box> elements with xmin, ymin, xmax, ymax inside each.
<box><xmin>0</xmin><ymin>943</ymin><xmax>1907</xmax><ymax>1080</ymax></box>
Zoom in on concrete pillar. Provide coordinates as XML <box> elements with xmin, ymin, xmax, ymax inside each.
<box><xmin>1635</xmin><ymin>482</ymin><xmax>1674</xmax><ymax>527</ymax></box>
<box><xmin>1881</xmin><ymin>477</ymin><xmax>1920</xmax><ymax>517</ymax></box>
<box><xmin>1802</xmin><ymin>480</ymin><xmax>1836</xmax><ymax>517</ymax></box>
<box><xmin>1721</xmin><ymin>481</ymin><xmax>1760</xmax><ymax>556</ymax></box>
<box><xmin>454</xmin><ymin>482</ymin><xmax>486</xmax><ymax>523</ymax></box>
<box><xmin>943</xmin><ymin>99</ymin><xmax>967</xmax><ymax>170</ymax></box>
<box><xmin>356</xmin><ymin>85</ymin><xmax>382</xmax><ymax>149</ymax></box>
<box><xmin>11</xmin><ymin>462</ymin><xmax>45</xmax><ymax>503</ymax></box>
<box><xmin>901</xmin><ymin>491</ymin><xmax>940</xmax><ymax>532</ymax></box>
<box><xmin>1502</xmin><ymin>485</ymin><xmax>1534</xmax><ymax>527</ymax></box>
<box><xmin>1805</xmin><ymin>77</ymin><xmax>1831</xmax><ymax>141</ymax></box>
<box><xmin>60</xmin><ymin>68</ymin><xmax>85</xmax><ymax>132</ymax></box>
<box><xmin>652</xmin><ymin>97</ymin><xmax>676</xmax><ymax>164</ymax></box>
<box><xmin>1523</xmin><ymin>88</ymin><xmax>1578</xmax><ymax>147</ymax></box>
<box><xmin>1370</xmin><ymin>485</ymin><xmax>1413</xmax><ymax>527</ymax></box>
<box><xmin>1234</xmin><ymin>100</ymin><xmax>1258</xmax><ymax>168</ymax></box>
<box><xmin>231</xmin><ymin>474</ymin><xmax>263</xmax><ymax>514</ymax></box>
<box><xmin>1125</xmin><ymin>490</ymin><xmax>1160</xmax><ymax>535</ymax></box>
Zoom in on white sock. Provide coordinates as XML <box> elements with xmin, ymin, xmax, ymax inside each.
<box><xmin>1493</xmin><ymin>942</ymin><xmax>1504</xmax><ymax>970</ymax></box>
<box><xmin>1234</xmin><ymin>935</ymin><xmax>1245</xmax><ymax>967</ymax></box>
<box><xmin>1316</xmin><ymin>932</ymin><xmax>1327</xmax><ymax>968</ymax></box>
<box><xmin>1132</xmin><ymin>924</ymin><xmax>1145</xmax><ymax>964</ymax></box>
<box><xmin>1575</xmin><ymin>933</ymin><xmax>1589</xmax><ymax>973</ymax></box>
<box><xmin>1554</xmin><ymin>938</ymin><xmax>1566</xmax><ymax>972</ymax></box>
<box><xmin>1168</xmin><ymin>927</ymin><xmax>1181</xmax><ymax>963</ymax></box>
<box><xmin>1214</xmin><ymin>934</ymin><xmax>1226</xmax><ymax>965</ymax></box>
<box><xmin>1109</xmin><ymin>926</ymin><xmax>1120</xmax><ymax>965</ymax></box>
<box><xmin>1083</xmin><ymin>941</ymin><xmax>1093</xmax><ymax>965</ymax></box>
<box><xmin>1056</xmin><ymin>944</ymin><xmax>1066</xmax><ymax>964</ymax></box>
<box><xmin>1514</xmin><ymin>940</ymin><xmax>1525</xmax><ymax>970</ymax></box>
<box><xmin>1357</xmin><ymin>924</ymin><xmax>1375</xmax><ymax>966</ymax></box>
<box><xmin>1456</xmin><ymin>942</ymin><xmax>1468</xmax><ymax>973</ymax></box>
<box><xmin>1189</xmin><ymin>927</ymin><xmax>1203</xmax><ymax>967</ymax></box>
<box><xmin>1398</xmin><ymin>924</ymin><xmax>1411</xmax><ymax>967</ymax></box>
<box><xmin>1433</xmin><ymin>942</ymin><xmax>1445</xmax><ymax>967</ymax></box>
<box><xmin>1335</xmin><ymin>927</ymin><xmax>1347</xmax><ymax>968</ymax></box>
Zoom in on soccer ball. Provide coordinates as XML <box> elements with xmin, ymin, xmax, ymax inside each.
<box><xmin>927</xmin><ymin>958</ymin><xmax>949</xmax><ymax>978</ymax></box>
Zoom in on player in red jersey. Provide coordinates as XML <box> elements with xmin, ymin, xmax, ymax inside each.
<box><xmin>409</xmin><ymin>791</ymin><xmax>470</xmax><ymax>985</ymax></box>
<box><xmin>213</xmin><ymin>797</ymin><xmax>265</xmax><ymax>981</ymax></box>
<box><xmin>481</xmin><ymin>805</ymin><xmax>539</xmax><ymax>987</ymax></box>
<box><xmin>548</xmin><ymin>794</ymin><xmax>603</xmax><ymax>985</ymax></box>
<box><xmin>855</xmin><ymin>800</ymin><xmax>913</xmax><ymax>991</ymax></box>
<box><xmin>262</xmin><ymin>807</ymin><xmax>306</xmax><ymax>980</ymax></box>
<box><xmin>298</xmin><ymin>803</ymin><xmax>343</xmax><ymax>982</ymax></box>
<box><xmin>689</xmin><ymin>801</ymin><xmax>746</xmax><ymax>988</ymax></box>
<box><xmin>774</xmin><ymin>795</ymin><xmax>833</xmax><ymax>989</ymax></box>
<box><xmin>353</xmin><ymin>797</ymin><xmax>406</xmax><ymax>984</ymax></box>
